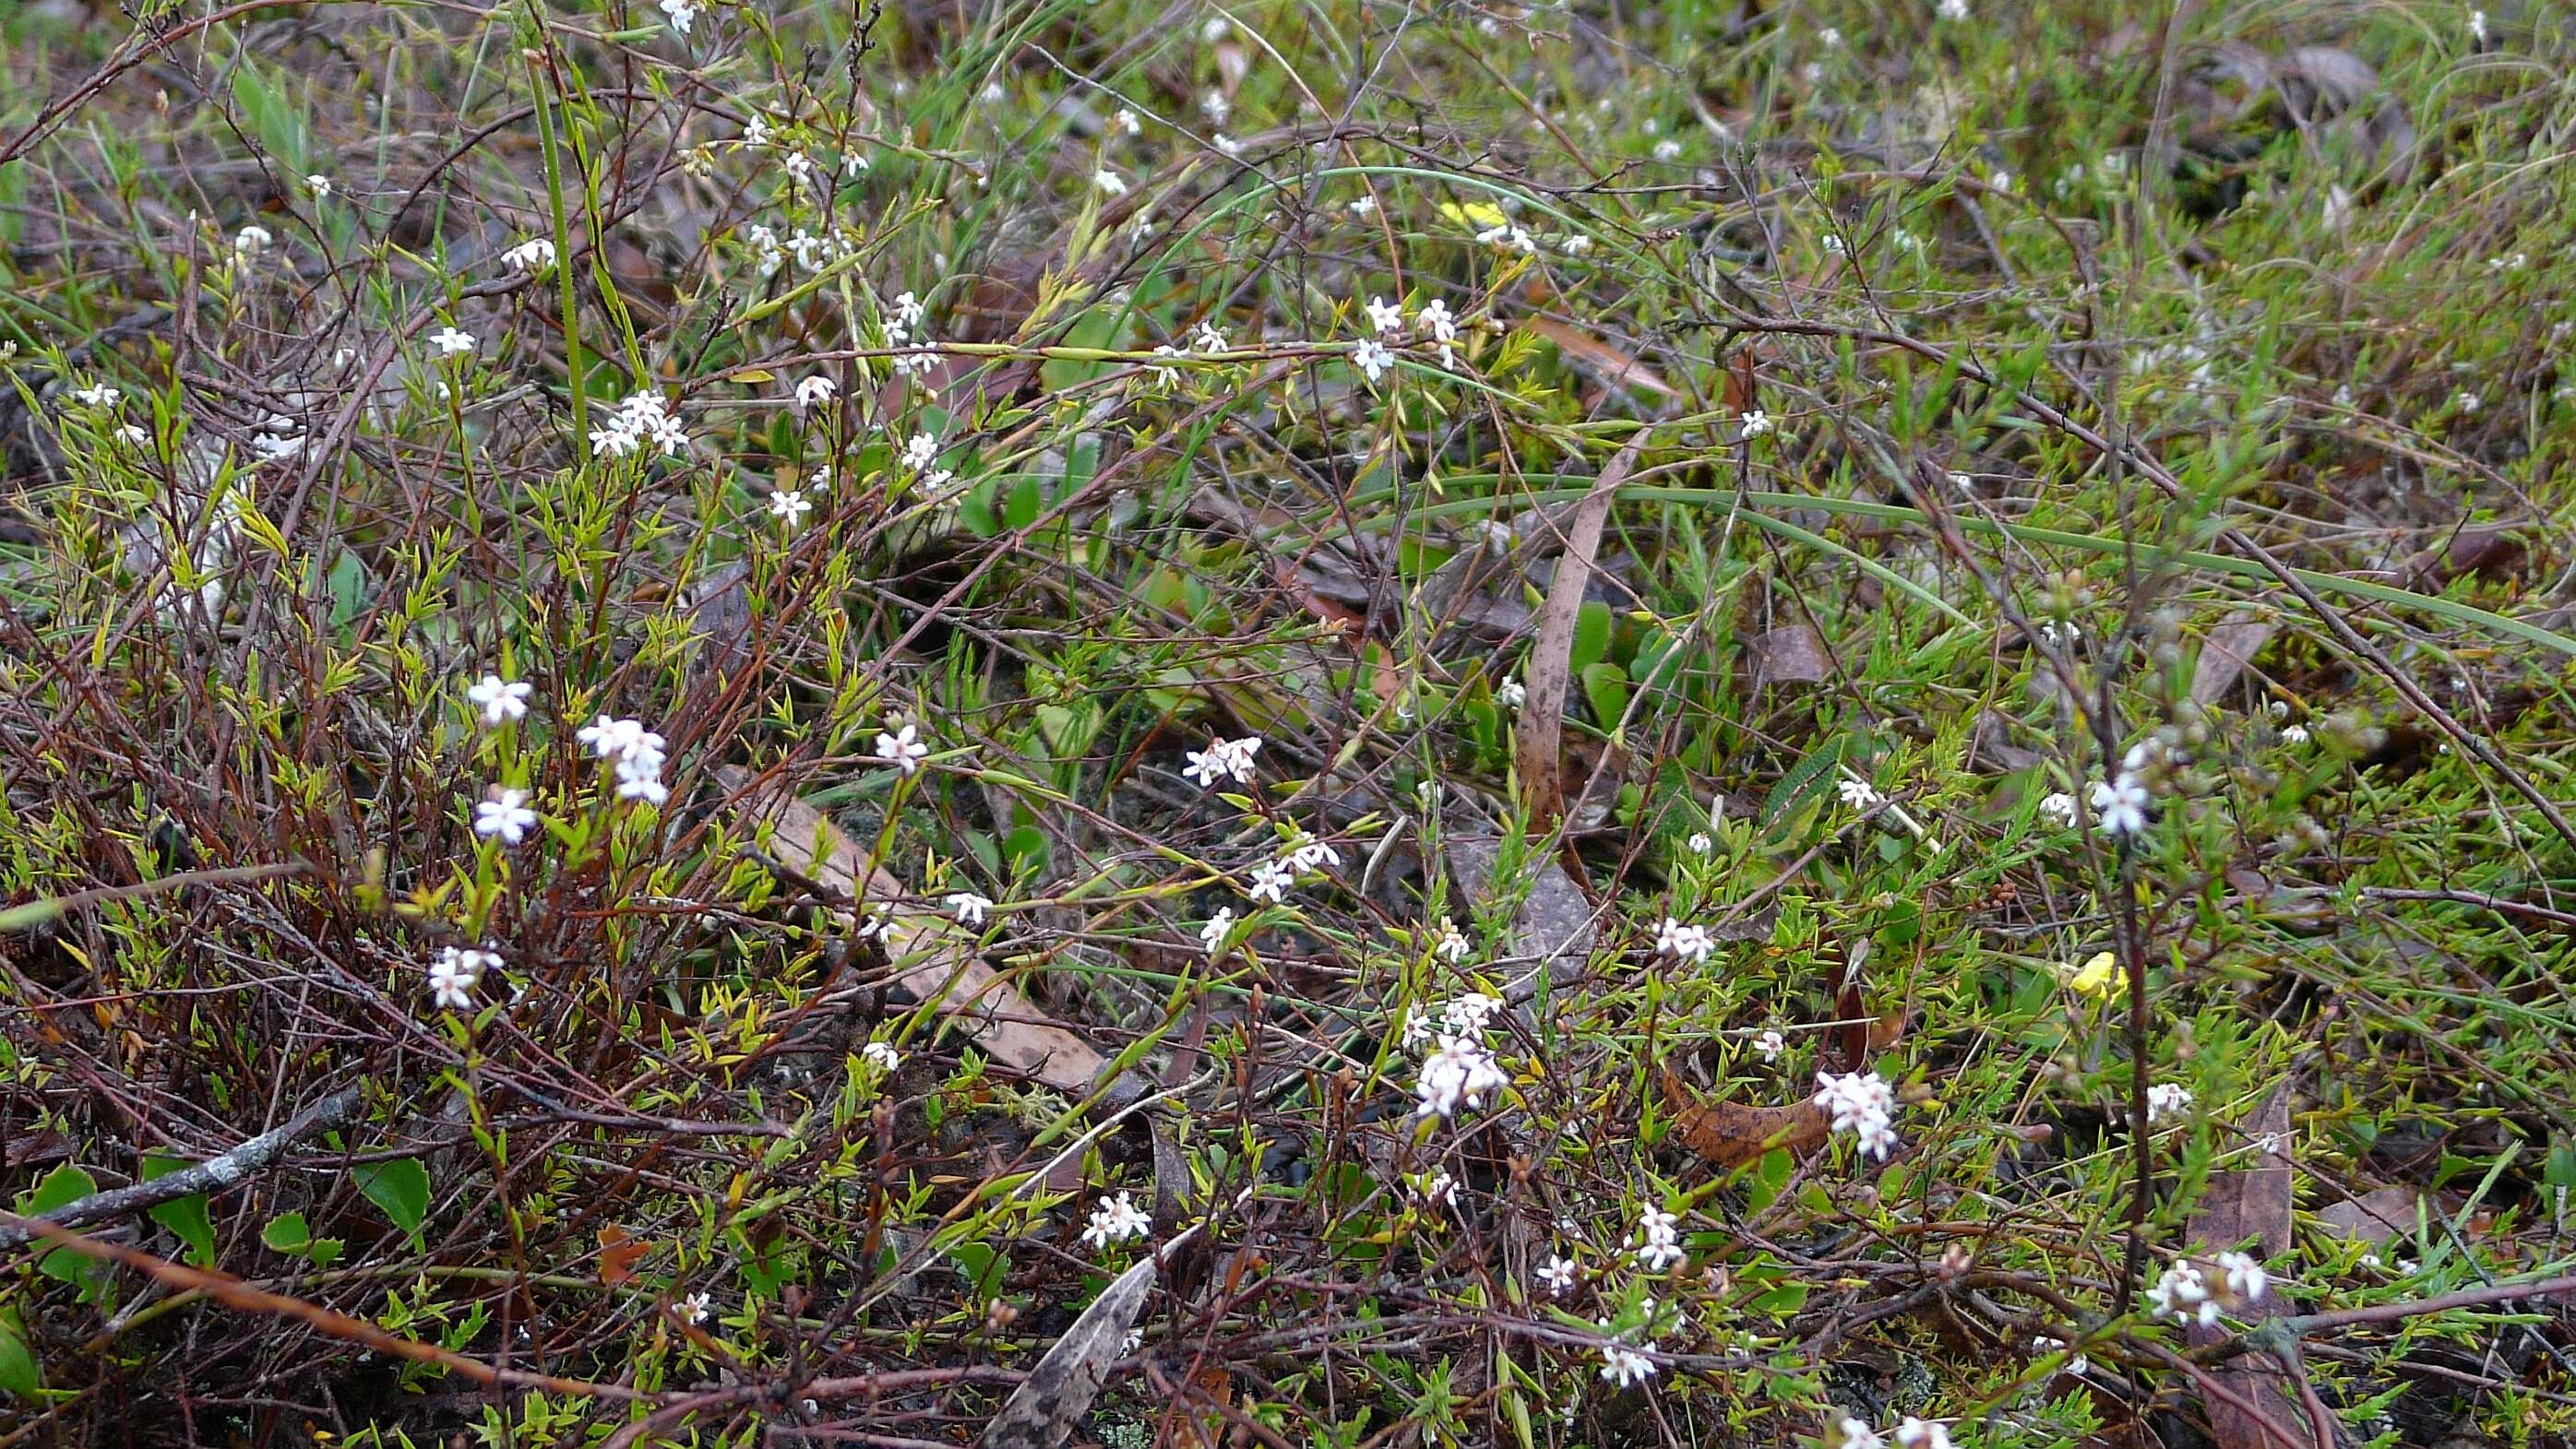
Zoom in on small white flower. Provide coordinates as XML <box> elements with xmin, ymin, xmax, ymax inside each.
<box><xmin>1598</xmin><ymin>1342</ymin><xmax>1657</xmax><ymax>1389</ymax></box>
<box><xmin>1113</xmin><ymin>107</ymin><xmax>1142</xmax><ymax>136</ymax></box>
<box><xmin>69</xmin><ymin>383</ymin><xmax>122</xmax><ymax>409</ymax></box>
<box><xmin>1736</xmin><ymin>409</ymin><xmax>1772</xmax><ymax>441</ymax></box>
<box><xmin>1199</xmin><ymin>89</ymin><xmax>1231</xmax><ymax>124</ymax></box>
<box><xmin>1652</xmin><ymin>138</ymin><xmax>1683</xmax><ymax>161</ymax></box>
<box><xmin>1352</xmin><ymin>339</ymin><xmax>1393</xmax><ymax>384</ymax></box>
<box><xmin>473</xmin><ymin>788</ymin><xmax>539</xmax><ymax>847</ymax></box>
<box><xmin>901</xmin><ymin>433</ymin><xmax>940</xmax><ymax>471</ymax></box>
<box><xmin>1893</xmin><ymin>1419</ymin><xmax>1951</xmax><ymax>1449</ymax></box>
<box><xmin>427</xmin><ymin>945</ymin><xmax>495</xmax><ymax>1012</ymax></box>
<box><xmin>1685</xmin><ymin>831</ymin><xmax>1713</xmax><ymax>854</ymax></box>
<box><xmin>1420</xmin><ymin>1170</ymin><xmax>1459</xmax><ymax>1206</ymax></box>
<box><xmin>1281</xmin><ymin>831</ymin><xmax>1340</xmax><ymax>874</ymax></box>
<box><xmin>946</xmin><ymin>892</ymin><xmax>994</xmax><ymax>927</ymax></box>
<box><xmin>1936</xmin><ymin>0</ymin><xmax>1968</xmax><ymax>18</ymax></box>
<box><xmin>233</xmin><ymin>225</ymin><xmax>272</xmax><ymax>256</ymax></box>
<box><xmin>1837</xmin><ymin>1418</ymin><xmax>1885</xmax><ymax>1449</ymax></box>
<box><xmin>1819</xmin><ymin>25</ymin><xmax>1844</xmax><ymax>46</ymax></box>
<box><xmin>1754</xmin><ymin>1029</ymin><xmax>1785</xmax><ymax>1061</ymax></box>
<box><xmin>2146</xmin><ymin>1081</ymin><xmax>2193</xmax><ymax>1123</ymax></box>
<box><xmin>305</xmin><ymin>174</ymin><xmax>333</xmax><ymax>198</ymax></box>
<box><xmin>860</xmin><ymin>1040</ymin><xmax>902</xmax><ymax>1073</ymax></box>
<box><xmin>2455</xmin><ymin>390</ymin><xmax>2484</xmax><ymax>415</ymax></box>
<box><xmin>857</xmin><ymin>903</ymin><xmax>895</xmax><ymax>941</ymax></box>
<box><xmin>2091</xmin><ymin>773</ymin><xmax>2151</xmax><ymax>837</ymax></box>
<box><xmin>769</xmin><ymin>489</ymin><xmax>814</xmax><ymax>528</ymax></box>
<box><xmin>1654</xmin><ymin>916</ymin><xmax>1716</xmax><ymax>967</ymax></box>
<box><xmin>578</xmin><ymin>715</ymin><xmax>665</xmax><ymax>767</ymax></box>
<box><xmin>504</xmin><ymin>237</ymin><xmax>557</xmax><ymax>273</ymax></box>
<box><xmin>1435</xmin><ymin>917</ymin><xmax>1470</xmax><ymax>964</ymax></box>
<box><xmin>2216</xmin><ymin>1249</ymin><xmax>2269</xmax><ymax>1302</ymax></box>
<box><xmin>1080</xmin><ymin>1191</ymin><xmax>1151</xmax><ymax>1250</ymax></box>
<box><xmin>1364</xmin><ymin>296</ymin><xmax>1404</xmax><ymax>335</ymax></box>
<box><xmin>1494</xmin><ymin>677</ymin><xmax>1525</xmax><ymax>709</ymax></box>
<box><xmin>1837</xmin><ymin>778</ymin><xmax>1882</xmax><ymax>811</ymax></box>
<box><xmin>1183</xmin><ymin>735</ymin><xmax>1261</xmax><ymax>786</ymax></box>
<box><xmin>2470</xmin><ymin>8</ymin><xmax>2489</xmax><ymax>43</ymax></box>
<box><xmin>1199</xmin><ymin>909</ymin><xmax>1236</xmax><ymax>955</ymax></box>
<box><xmin>680</xmin><ymin>1291</ymin><xmax>711</xmax><ymax>1324</ymax></box>
<box><xmin>1245</xmin><ymin>858</ymin><xmax>1294</xmax><ymax>905</ymax></box>
<box><xmin>428</xmin><ymin>326</ymin><xmax>476</xmax><ymax>358</ymax></box>
<box><xmin>1347</xmin><ymin>196</ymin><xmax>1377</xmax><ymax>216</ymax></box>
<box><xmin>875</xmin><ymin>722</ymin><xmax>930</xmax><ymax>775</ymax></box>
<box><xmin>1538</xmin><ymin>1255</ymin><xmax>1578</xmax><ymax>1294</ymax></box>
<box><xmin>793</xmin><ymin>374</ymin><xmax>837</xmax><ymax>411</ymax></box>
<box><xmin>2282</xmin><ymin>724</ymin><xmax>2310</xmax><ymax>745</ymax></box>
<box><xmin>2039</xmin><ymin>790</ymin><xmax>2078</xmax><ymax>827</ymax></box>
<box><xmin>742</xmin><ymin>114</ymin><xmax>771</xmax><ymax>148</ymax></box>
<box><xmin>467</xmin><ymin>673</ymin><xmax>532</xmax><ymax>726</ymax></box>
<box><xmin>1632</xmin><ymin>1206</ymin><xmax>1685</xmax><ymax>1272</ymax></box>
<box><xmin>660</xmin><ymin>0</ymin><xmax>698</xmax><ymax>33</ymax></box>
<box><xmin>1094</xmin><ymin>168</ymin><xmax>1129</xmax><ymax>196</ymax></box>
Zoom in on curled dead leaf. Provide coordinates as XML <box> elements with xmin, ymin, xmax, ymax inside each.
<box><xmin>1659</xmin><ymin>1069</ymin><xmax>1829</xmax><ymax>1169</ymax></box>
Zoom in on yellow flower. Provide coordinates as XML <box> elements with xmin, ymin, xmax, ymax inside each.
<box><xmin>2063</xmin><ymin>951</ymin><xmax>2126</xmax><ymax>997</ymax></box>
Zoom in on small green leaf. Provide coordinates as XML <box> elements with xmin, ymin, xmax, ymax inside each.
<box><xmin>353</xmin><ymin>1158</ymin><xmax>432</xmax><ymax>1239</ymax></box>
<box><xmin>1003</xmin><ymin>475</ymin><xmax>1044</xmax><ymax>531</ymax></box>
<box><xmin>1580</xmin><ymin>661</ymin><xmax>1629</xmax><ymax>730</ymax></box>
<box><xmin>261</xmin><ymin>1211</ymin><xmax>313</xmax><ymax>1253</ymax></box>
<box><xmin>0</xmin><ymin>1303</ymin><xmax>42</xmax><ymax>1400</ymax></box>
<box><xmin>141</xmin><ymin>1155</ymin><xmax>216</xmax><ymax>1268</ymax></box>
<box><xmin>18</xmin><ymin>1167</ymin><xmax>106</xmax><ymax>1296</ymax></box>
<box><xmin>1569</xmin><ymin>600</ymin><xmax>1613</xmax><ymax>673</ymax></box>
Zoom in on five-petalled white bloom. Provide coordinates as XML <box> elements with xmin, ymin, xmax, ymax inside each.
<box><xmin>474</xmin><ymin>788</ymin><xmax>538</xmax><ymax>847</ymax></box>
<box><xmin>875</xmin><ymin>722</ymin><xmax>931</xmax><ymax>775</ymax></box>
<box><xmin>428</xmin><ymin>945</ymin><xmax>497</xmax><ymax>1012</ymax></box>
<box><xmin>467</xmin><ymin>673</ymin><xmax>531</xmax><ymax>726</ymax></box>
<box><xmin>429</xmin><ymin>325</ymin><xmax>477</xmax><ymax>357</ymax></box>
<box><xmin>1080</xmin><ymin>1191</ymin><xmax>1151</xmax><ymax>1250</ymax></box>
<box><xmin>947</xmin><ymin>892</ymin><xmax>993</xmax><ymax>927</ymax></box>
<box><xmin>1814</xmin><ymin>1070</ymin><xmax>1899</xmax><ymax>1158</ymax></box>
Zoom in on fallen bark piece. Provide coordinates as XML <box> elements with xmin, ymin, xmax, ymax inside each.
<box><xmin>1660</xmin><ymin>1069</ymin><xmax>1830</xmax><ymax>1169</ymax></box>
<box><xmin>724</xmin><ymin>767</ymin><xmax>1106</xmax><ymax>1095</ymax></box>
<box><xmin>983</xmin><ymin>1254</ymin><xmax>1157</xmax><ymax>1449</ymax></box>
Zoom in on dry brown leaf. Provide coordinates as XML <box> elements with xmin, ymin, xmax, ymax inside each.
<box><xmin>1443</xmin><ymin>801</ymin><xmax>1597</xmax><ymax>1012</ymax></box>
<box><xmin>2189</xmin><ymin>611</ymin><xmax>2279</xmax><ymax>707</ymax></box>
<box><xmin>596</xmin><ymin>1225</ymin><xmax>650</xmax><ymax>1287</ymax></box>
<box><xmin>984</xmin><ymin>1253</ymin><xmax>1157</xmax><ymax>1449</ymax></box>
<box><xmin>1514</xmin><ymin>436</ymin><xmax>1645</xmax><ymax>831</ymax></box>
<box><xmin>722</xmin><ymin>767</ymin><xmax>1105</xmax><ymax>1095</ymax></box>
<box><xmin>1660</xmin><ymin>1069</ymin><xmax>1829</xmax><ymax>1169</ymax></box>
<box><xmin>2313</xmin><ymin>1186</ymin><xmax>2425</xmax><ymax>1245</ymax></box>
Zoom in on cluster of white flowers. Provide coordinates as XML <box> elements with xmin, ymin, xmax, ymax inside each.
<box><xmin>744</xmin><ymin>221</ymin><xmax>847</xmax><ymax>278</ymax></box>
<box><xmin>1414</xmin><ymin>1034</ymin><xmax>1509</xmax><ymax>1118</ymax></box>
<box><xmin>2038</xmin><ymin>790</ymin><xmax>2078</xmax><ymax>827</ymax></box>
<box><xmin>1182</xmin><ymin>734</ymin><xmax>1262</xmax><ymax>787</ymax></box>
<box><xmin>659</xmin><ymin>0</ymin><xmax>698</xmax><ymax>34</ymax></box>
<box><xmin>68</xmin><ymin>382</ymin><xmax>122</xmax><ymax>409</ymax></box>
<box><xmin>859</xmin><ymin>1039</ymin><xmax>902</xmax><ymax>1073</ymax></box>
<box><xmin>1476</xmin><ymin>220</ymin><xmax>1538</xmax><ymax>255</ymax></box>
<box><xmin>577</xmin><ymin>715</ymin><xmax>670</xmax><ymax>805</ymax></box>
<box><xmin>1814</xmin><ymin>1070</ymin><xmax>1899</xmax><ymax>1159</ymax></box>
<box><xmin>1079</xmin><ymin>1191</ymin><xmax>1151</xmax><ymax>1251</ymax></box>
<box><xmin>233</xmin><ymin>225</ymin><xmax>273</xmax><ymax>257</ymax></box>
<box><xmin>2145</xmin><ymin>1081</ymin><xmax>2193</xmax><ymax>1123</ymax></box>
<box><xmin>467</xmin><ymin>673</ymin><xmax>531</xmax><ymax>726</ymax></box>
<box><xmin>874</xmin><ymin>721</ymin><xmax>931</xmax><ymax>775</ymax></box>
<box><xmin>1654</xmin><ymin>916</ymin><xmax>1715</xmax><ymax>966</ymax></box>
<box><xmin>1493</xmin><ymin>675</ymin><xmax>1525</xmax><ymax>709</ymax></box>
<box><xmin>473</xmin><ymin>788</ymin><xmax>539</xmax><ymax>847</ymax></box>
<box><xmin>589</xmin><ymin>390</ymin><xmax>690</xmax><ymax>459</ymax></box>
<box><xmin>1630</xmin><ymin>1206</ymin><xmax>1686</xmax><ymax>1272</ymax></box>
<box><xmin>2147</xmin><ymin>1262</ymin><xmax>2217</xmax><ymax>1326</ymax></box>
<box><xmin>427</xmin><ymin>944</ymin><xmax>500</xmax><ymax>1011</ymax></box>
<box><xmin>947</xmin><ymin>891</ymin><xmax>994</xmax><ymax>926</ymax></box>
<box><xmin>1403</xmin><ymin>991</ymin><xmax>1503</xmax><ymax>1050</ymax></box>
<box><xmin>502</xmin><ymin>237</ymin><xmax>557</xmax><ymax>273</ymax></box>
<box><xmin>1844</xmin><ymin>1419</ymin><xmax>1950</xmax><ymax>1449</ymax></box>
